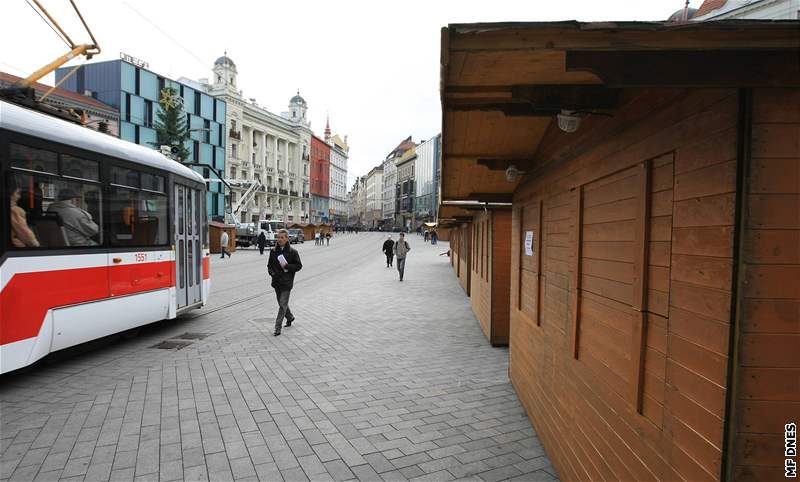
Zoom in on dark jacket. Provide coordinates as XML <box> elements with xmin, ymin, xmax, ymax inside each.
<box><xmin>257</xmin><ymin>232</ymin><xmax>267</xmax><ymax>248</ymax></box>
<box><xmin>382</xmin><ymin>239</ymin><xmax>394</xmax><ymax>255</ymax></box>
<box><xmin>267</xmin><ymin>244</ymin><xmax>302</xmax><ymax>290</ymax></box>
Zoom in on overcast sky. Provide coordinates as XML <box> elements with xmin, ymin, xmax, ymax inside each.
<box><xmin>2</xmin><ymin>0</ymin><xmax>690</xmax><ymax>184</ymax></box>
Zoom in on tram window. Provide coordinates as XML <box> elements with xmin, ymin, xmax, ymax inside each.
<box><xmin>10</xmin><ymin>144</ymin><xmax>58</xmax><ymax>175</ymax></box>
<box><xmin>9</xmin><ymin>173</ymin><xmax>102</xmax><ymax>248</ymax></box>
<box><xmin>110</xmin><ymin>167</ymin><xmax>139</xmax><ymax>188</ymax></box>
<box><xmin>61</xmin><ymin>155</ymin><xmax>100</xmax><ymax>182</ymax></box>
<box><xmin>141</xmin><ymin>172</ymin><xmax>165</xmax><ymax>193</ymax></box>
<box><xmin>108</xmin><ymin>187</ymin><xmax>168</xmax><ymax>246</ymax></box>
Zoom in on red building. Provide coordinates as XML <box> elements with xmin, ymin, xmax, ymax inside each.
<box><xmin>310</xmin><ymin>135</ymin><xmax>331</xmax><ymax>223</ymax></box>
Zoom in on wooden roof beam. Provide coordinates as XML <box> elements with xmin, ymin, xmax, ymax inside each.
<box><xmin>468</xmin><ymin>193</ymin><xmax>515</xmax><ymax>203</ymax></box>
<box><xmin>566</xmin><ymin>50</ymin><xmax>800</xmax><ymax>87</ymax></box>
<box><xmin>444</xmin><ymin>85</ymin><xmax>620</xmax><ymax>116</ymax></box>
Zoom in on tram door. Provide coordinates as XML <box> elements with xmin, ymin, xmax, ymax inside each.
<box><xmin>174</xmin><ymin>184</ymin><xmax>203</xmax><ymax>309</ymax></box>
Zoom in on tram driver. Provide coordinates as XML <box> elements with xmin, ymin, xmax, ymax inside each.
<box><xmin>48</xmin><ymin>187</ymin><xmax>100</xmax><ymax>246</ymax></box>
<box><xmin>9</xmin><ymin>177</ymin><xmax>40</xmax><ymax>248</ymax></box>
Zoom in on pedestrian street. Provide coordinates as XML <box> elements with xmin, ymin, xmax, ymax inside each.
<box><xmin>1</xmin><ymin>233</ymin><xmax>557</xmax><ymax>482</ymax></box>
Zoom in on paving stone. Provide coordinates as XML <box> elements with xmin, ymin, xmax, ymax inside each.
<box><xmin>323</xmin><ymin>459</ymin><xmax>354</xmax><ymax>481</ymax></box>
<box><xmin>398</xmin><ymin>465</ymin><xmax>425</xmax><ymax>479</ymax></box>
<box><xmin>477</xmin><ymin>464</ymin><xmax>524</xmax><ymax>482</ymax></box>
<box><xmin>364</xmin><ymin>452</ymin><xmax>395</xmax><ymax>474</ymax></box>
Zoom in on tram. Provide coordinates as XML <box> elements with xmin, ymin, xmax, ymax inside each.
<box><xmin>0</xmin><ymin>99</ymin><xmax>210</xmax><ymax>374</ymax></box>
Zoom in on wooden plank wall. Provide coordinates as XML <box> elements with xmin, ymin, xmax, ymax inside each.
<box><xmin>471</xmin><ymin>212</ymin><xmax>492</xmax><ymax>340</ymax></box>
<box><xmin>490</xmin><ymin>210</ymin><xmax>512</xmax><ymax>345</ymax></box>
<box><xmin>455</xmin><ymin>223</ymin><xmax>471</xmax><ymax>294</ymax></box>
<box><xmin>731</xmin><ymin>88</ymin><xmax>800</xmax><ymax>481</ymax></box>
<box><xmin>509</xmin><ymin>89</ymin><xmax>743</xmax><ymax>482</ymax></box>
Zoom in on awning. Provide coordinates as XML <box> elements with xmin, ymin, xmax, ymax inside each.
<box><xmin>439</xmin><ymin>20</ymin><xmax>800</xmax><ymax>205</ymax></box>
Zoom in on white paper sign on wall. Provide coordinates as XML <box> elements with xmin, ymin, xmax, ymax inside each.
<box><xmin>525</xmin><ymin>231</ymin><xmax>534</xmax><ymax>256</ymax></box>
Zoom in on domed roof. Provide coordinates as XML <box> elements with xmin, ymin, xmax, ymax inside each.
<box><xmin>290</xmin><ymin>90</ymin><xmax>306</xmax><ymax>106</ymax></box>
<box><xmin>667</xmin><ymin>6</ymin><xmax>698</xmax><ymax>21</ymax></box>
<box><xmin>214</xmin><ymin>55</ymin><xmax>236</xmax><ymax>69</ymax></box>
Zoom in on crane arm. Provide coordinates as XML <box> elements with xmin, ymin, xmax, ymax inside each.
<box><xmin>18</xmin><ymin>44</ymin><xmax>99</xmax><ymax>89</ymax></box>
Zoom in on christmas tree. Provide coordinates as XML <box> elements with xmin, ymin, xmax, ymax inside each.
<box><xmin>152</xmin><ymin>87</ymin><xmax>190</xmax><ymax>162</ymax></box>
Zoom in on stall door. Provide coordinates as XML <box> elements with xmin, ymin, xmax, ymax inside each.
<box><xmin>174</xmin><ymin>185</ymin><xmax>203</xmax><ymax>309</ymax></box>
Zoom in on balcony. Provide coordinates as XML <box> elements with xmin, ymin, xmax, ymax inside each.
<box><xmin>268</xmin><ymin>187</ymin><xmax>278</xmax><ymax>194</ymax></box>
<box><xmin>302</xmin><ymin>192</ymin><xmax>310</xmax><ymax>198</ymax></box>
<box><xmin>290</xmin><ymin>190</ymin><xmax>298</xmax><ymax>197</ymax></box>
<box><xmin>229</xmin><ymin>129</ymin><xmax>242</xmax><ymax>140</ymax></box>
<box><xmin>289</xmin><ymin>172</ymin><xmax>296</xmax><ymax>179</ymax></box>
<box><xmin>279</xmin><ymin>188</ymin><xmax>288</xmax><ymax>195</ymax></box>
<box><xmin>266</xmin><ymin>166</ymin><xmax>275</xmax><ymax>173</ymax></box>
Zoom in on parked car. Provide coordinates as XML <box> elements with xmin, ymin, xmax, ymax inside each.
<box><xmin>288</xmin><ymin>228</ymin><xmax>304</xmax><ymax>244</ymax></box>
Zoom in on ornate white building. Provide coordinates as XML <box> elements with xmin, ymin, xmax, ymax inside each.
<box><xmin>189</xmin><ymin>55</ymin><xmax>312</xmax><ymax>224</ymax></box>
<box><xmin>324</xmin><ymin>117</ymin><xmax>349</xmax><ymax>226</ymax></box>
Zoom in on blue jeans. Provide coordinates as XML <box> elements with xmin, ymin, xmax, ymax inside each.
<box><xmin>396</xmin><ymin>257</ymin><xmax>406</xmax><ymax>280</ymax></box>
<box><xmin>274</xmin><ymin>289</ymin><xmax>294</xmax><ymax>332</ymax></box>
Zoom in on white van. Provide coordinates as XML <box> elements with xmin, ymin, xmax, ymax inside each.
<box><xmin>258</xmin><ymin>219</ymin><xmax>287</xmax><ymax>246</ymax></box>
<box><xmin>235</xmin><ymin>219</ymin><xmax>286</xmax><ymax>247</ymax></box>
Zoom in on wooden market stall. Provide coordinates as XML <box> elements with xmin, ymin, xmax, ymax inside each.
<box><xmin>439</xmin><ymin>20</ymin><xmax>800</xmax><ymax>482</ymax></box>
<box><xmin>290</xmin><ymin>223</ymin><xmax>317</xmax><ymax>241</ymax></box>
<box><xmin>441</xmin><ymin>204</ymin><xmax>512</xmax><ymax>345</ymax></box>
<box><xmin>209</xmin><ymin>221</ymin><xmax>236</xmax><ymax>254</ymax></box>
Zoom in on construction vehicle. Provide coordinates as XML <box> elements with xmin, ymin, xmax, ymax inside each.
<box><xmin>226</xmin><ymin>179</ymin><xmax>286</xmax><ymax>247</ymax></box>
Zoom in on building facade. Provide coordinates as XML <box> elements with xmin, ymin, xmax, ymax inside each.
<box><xmin>1</xmin><ymin>71</ymin><xmax>120</xmax><ymax>137</ymax></box>
<box><xmin>415</xmin><ymin>134</ymin><xmax>440</xmax><ymax>225</ymax></box>
<box><xmin>55</xmin><ymin>59</ymin><xmax>227</xmax><ymax>218</ymax></box>
<box><xmin>364</xmin><ymin>166</ymin><xmax>383</xmax><ymax>229</ymax></box>
<box><xmin>347</xmin><ymin>176</ymin><xmax>366</xmax><ymax>227</ymax></box>
<box><xmin>382</xmin><ymin>136</ymin><xmax>415</xmax><ymax>229</ymax></box>
<box><xmin>395</xmin><ymin>146</ymin><xmax>416</xmax><ymax>230</ymax></box>
<box><xmin>310</xmin><ymin>135</ymin><xmax>331</xmax><ymax>224</ymax></box>
<box><xmin>188</xmin><ymin>56</ymin><xmax>310</xmax><ymax>224</ymax></box>
<box><xmin>325</xmin><ymin>119</ymin><xmax>349</xmax><ymax>226</ymax></box>
<box><xmin>692</xmin><ymin>0</ymin><xmax>799</xmax><ymax>20</ymax></box>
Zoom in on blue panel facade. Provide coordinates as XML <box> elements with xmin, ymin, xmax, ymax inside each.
<box><xmin>55</xmin><ymin>59</ymin><xmax>226</xmax><ymax>219</ymax></box>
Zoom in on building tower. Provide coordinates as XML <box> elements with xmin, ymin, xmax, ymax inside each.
<box><xmin>289</xmin><ymin>90</ymin><xmax>307</xmax><ymax>122</ymax></box>
<box><xmin>213</xmin><ymin>53</ymin><xmax>237</xmax><ymax>90</ymax></box>
<box><xmin>324</xmin><ymin>114</ymin><xmax>331</xmax><ymax>143</ymax></box>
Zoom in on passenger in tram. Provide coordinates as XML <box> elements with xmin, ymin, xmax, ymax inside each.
<box><xmin>9</xmin><ymin>178</ymin><xmax>40</xmax><ymax>248</ymax></box>
<box><xmin>47</xmin><ymin>188</ymin><xmax>100</xmax><ymax>246</ymax></box>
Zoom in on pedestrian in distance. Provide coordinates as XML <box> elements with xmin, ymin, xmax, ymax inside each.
<box><xmin>382</xmin><ymin>235</ymin><xmax>394</xmax><ymax>268</ymax></box>
<box><xmin>431</xmin><ymin>229</ymin><xmax>438</xmax><ymax>245</ymax></box>
<box><xmin>325</xmin><ymin>232</ymin><xmax>331</xmax><ymax>246</ymax></box>
<box><xmin>220</xmin><ymin>230</ymin><xmax>231</xmax><ymax>259</ymax></box>
<box><xmin>315</xmin><ymin>231</ymin><xmax>320</xmax><ymax>246</ymax></box>
<box><xmin>257</xmin><ymin>231</ymin><xmax>267</xmax><ymax>255</ymax></box>
<box><xmin>267</xmin><ymin>229</ymin><xmax>302</xmax><ymax>336</ymax></box>
<box><xmin>393</xmin><ymin>232</ymin><xmax>410</xmax><ymax>281</ymax></box>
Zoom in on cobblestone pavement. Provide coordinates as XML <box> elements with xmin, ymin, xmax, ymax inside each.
<box><xmin>1</xmin><ymin>233</ymin><xmax>558</xmax><ymax>482</ymax></box>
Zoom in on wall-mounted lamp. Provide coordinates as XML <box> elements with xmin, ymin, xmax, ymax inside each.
<box><xmin>505</xmin><ymin>164</ymin><xmax>525</xmax><ymax>182</ymax></box>
<box><xmin>557</xmin><ymin>110</ymin><xmax>582</xmax><ymax>133</ymax></box>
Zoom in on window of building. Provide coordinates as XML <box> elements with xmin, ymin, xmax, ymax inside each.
<box><xmin>231</xmin><ymin>143</ymin><xmax>238</xmax><ymax>159</ymax></box>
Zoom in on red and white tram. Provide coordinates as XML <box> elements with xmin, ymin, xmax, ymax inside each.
<box><xmin>0</xmin><ymin>99</ymin><xmax>210</xmax><ymax>374</ymax></box>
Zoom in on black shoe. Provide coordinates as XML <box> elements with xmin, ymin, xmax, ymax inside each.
<box><xmin>285</xmin><ymin>318</ymin><xmax>294</xmax><ymax>327</ymax></box>
<box><xmin>273</xmin><ymin>331</ymin><xmax>281</xmax><ymax>336</ymax></box>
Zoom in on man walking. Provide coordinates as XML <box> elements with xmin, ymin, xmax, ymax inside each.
<box><xmin>220</xmin><ymin>229</ymin><xmax>231</xmax><ymax>259</ymax></box>
<box><xmin>267</xmin><ymin>229</ymin><xmax>302</xmax><ymax>336</ymax></box>
<box><xmin>257</xmin><ymin>231</ymin><xmax>267</xmax><ymax>255</ymax></box>
<box><xmin>393</xmin><ymin>232</ymin><xmax>410</xmax><ymax>281</ymax></box>
<box><xmin>382</xmin><ymin>235</ymin><xmax>394</xmax><ymax>268</ymax></box>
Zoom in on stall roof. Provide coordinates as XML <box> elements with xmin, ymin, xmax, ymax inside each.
<box><xmin>439</xmin><ymin>20</ymin><xmax>800</xmax><ymax>203</ymax></box>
